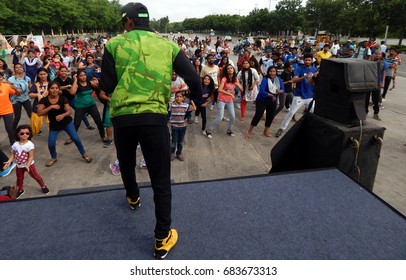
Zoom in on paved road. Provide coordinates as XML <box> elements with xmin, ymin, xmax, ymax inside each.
<box><xmin>396</xmin><ymin>53</ymin><xmax>406</xmax><ymax>78</ymax></box>
<box><xmin>1</xmin><ymin>39</ymin><xmax>405</xmax><ymax>217</ymax></box>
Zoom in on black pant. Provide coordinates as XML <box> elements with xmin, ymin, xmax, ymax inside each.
<box><xmin>194</xmin><ymin>104</ymin><xmax>207</xmax><ymax>131</ymax></box>
<box><xmin>1</xmin><ymin>113</ymin><xmax>15</xmax><ymax>147</ymax></box>
<box><xmin>365</xmin><ymin>90</ymin><xmax>380</xmax><ymax>115</ymax></box>
<box><xmin>285</xmin><ymin>92</ymin><xmax>294</xmax><ymax>109</ymax></box>
<box><xmin>114</xmin><ymin>125</ymin><xmax>171</xmax><ymax>239</ymax></box>
<box><xmin>13</xmin><ymin>100</ymin><xmax>32</xmax><ymax>131</ymax></box>
<box><xmin>382</xmin><ymin>76</ymin><xmax>392</xmax><ymax>99</ymax></box>
<box><xmin>74</xmin><ymin>105</ymin><xmax>105</xmax><ymax>139</ymax></box>
<box><xmin>275</xmin><ymin>92</ymin><xmax>294</xmax><ymax>116</ymax></box>
<box><xmin>251</xmin><ymin>99</ymin><xmax>277</xmax><ymax>127</ymax></box>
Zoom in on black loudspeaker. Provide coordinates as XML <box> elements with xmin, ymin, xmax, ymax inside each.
<box><xmin>314</xmin><ymin>58</ymin><xmax>379</xmax><ymax>124</ymax></box>
<box><xmin>270</xmin><ymin>114</ymin><xmax>385</xmax><ymax>191</ymax></box>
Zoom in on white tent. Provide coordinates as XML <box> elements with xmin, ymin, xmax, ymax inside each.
<box><xmin>0</xmin><ymin>33</ymin><xmax>13</xmax><ymax>53</ymax></box>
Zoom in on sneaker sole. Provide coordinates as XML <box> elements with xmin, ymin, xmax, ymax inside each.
<box><xmin>154</xmin><ymin>229</ymin><xmax>178</xmax><ymax>259</ymax></box>
<box><xmin>0</xmin><ymin>163</ymin><xmax>16</xmax><ymax>177</ymax></box>
<box><xmin>109</xmin><ymin>164</ymin><xmax>121</xmax><ymax>176</ymax></box>
<box><xmin>17</xmin><ymin>191</ymin><xmax>25</xmax><ymax>199</ymax></box>
<box><xmin>129</xmin><ymin>202</ymin><xmax>141</xmax><ymax>210</ymax></box>
<box><xmin>127</xmin><ymin>197</ymin><xmax>142</xmax><ymax>210</ymax></box>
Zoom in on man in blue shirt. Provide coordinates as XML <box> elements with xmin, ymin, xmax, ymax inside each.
<box><xmin>275</xmin><ymin>53</ymin><xmax>318</xmax><ymax>138</ymax></box>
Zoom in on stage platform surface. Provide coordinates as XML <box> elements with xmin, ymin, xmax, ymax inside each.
<box><xmin>1</xmin><ymin>169</ymin><xmax>405</xmax><ymax>260</ymax></box>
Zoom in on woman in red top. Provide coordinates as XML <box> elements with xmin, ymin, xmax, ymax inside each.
<box><xmin>205</xmin><ymin>64</ymin><xmax>242</xmax><ymax>139</ymax></box>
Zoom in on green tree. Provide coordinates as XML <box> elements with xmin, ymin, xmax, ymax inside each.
<box><xmin>2</xmin><ymin>0</ymin><xmax>122</xmax><ymax>34</ymax></box>
<box><xmin>302</xmin><ymin>0</ymin><xmax>343</xmax><ymax>36</ymax></box>
<box><xmin>275</xmin><ymin>0</ymin><xmax>304</xmax><ymax>33</ymax></box>
<box><xmin>245</xmin><ymin>8</ymin><xmax>273</xmax><ymax>34</ymax></box>
<box><xmin>1</xmin><ymin>0</ymin><xmax>405</xmax><ymax>41</ymax></box>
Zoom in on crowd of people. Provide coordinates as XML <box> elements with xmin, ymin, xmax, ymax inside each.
<box><xmin>0</xmin><ymin>32</ymin><xmax>402</xmax><ymax>193</ymax></box>
<box><xmin>0</xmin><ymin>35</ymin><xmax>112</xmax><ymax>198</ymax></box>
<box><xmin>1</xmin><ymin>34</ymin><xmax>402</xmax><ymax>174</ymax></box>
<box><xmin>0</xmin><ymin>32</ymin><xmax>401</xmax><ymax>182</ymax></box>
<box><xmin>0</xmin><ymin>0</ymin><xmax>404</xmax><ymax>260</ymax></box>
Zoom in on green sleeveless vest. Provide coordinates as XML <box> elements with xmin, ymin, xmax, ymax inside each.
<box><xmin>105</xmin><ymin>30</ymin><xmax>180</xmax><ymax>117</ymax></box>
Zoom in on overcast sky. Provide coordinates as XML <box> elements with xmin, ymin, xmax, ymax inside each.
<box><xmin>120</xmin><ymin>0</ymin><xmax>282</xmax><ymax>22</ymax></box>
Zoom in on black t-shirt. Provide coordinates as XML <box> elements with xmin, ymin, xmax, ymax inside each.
<box><xmin>54</xmin><ymin>76</ymin><xmax>74</xmax><ymax>101</ymax></box>
<box><xmin>280</xmin><ymin>71</ymin><xmax>294</xmax><ymax>93</ymax></box>
<box><xmin>39</xmin><ymin>95</ymin><xmax>72</xmax><ymax>131</ymax></box>
<box><xmin>276</xmin><ymin>66</ymin><xmax>284</xmax><ymax>77</ymax></box>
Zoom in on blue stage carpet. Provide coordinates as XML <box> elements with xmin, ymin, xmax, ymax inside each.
<box><xmin>1</xmin><ymin>169</ymin><xmax>405</xmax><ymax>260</ymax></box>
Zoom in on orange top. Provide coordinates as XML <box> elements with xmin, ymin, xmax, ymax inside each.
<box><xmin>0</xmin><ymin>83</ymin><xmax>17</xmax><ymax>115</ymax></box>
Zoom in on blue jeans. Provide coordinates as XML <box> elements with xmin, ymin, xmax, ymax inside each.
<box><xmin>69</xmin><ymin>98</ymin><xmax>90</xmax><ymax>127</ymax></box>
<box><xmin>171</xmin><ymin>126</ymin><xmax>187</xmax><ymax>155</ymax></box>
<box><xmin>207</xmin><ymin>101</ymin><xmax>235</xmax><ymax>132</ymax></box>
<box><xmin>48</xmin><ymin>122</ymin><xmax>86</xmax><ymax>159</ymax></box>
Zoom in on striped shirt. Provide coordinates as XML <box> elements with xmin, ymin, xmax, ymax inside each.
<box><xmin>385</xmin><ymin>56</ymin><xmax>398</xmax><ymax>77</ymax></box>
<box><xmin>169</xmin><ymin>102</ymin><xmax>192</xmax><ymax>127</ymax></box>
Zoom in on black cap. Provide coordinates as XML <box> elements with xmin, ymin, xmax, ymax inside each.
<box><xmin>121</xmin><ymin>2</ymin><xmax>149</xmax><ymax>21</ymax></box>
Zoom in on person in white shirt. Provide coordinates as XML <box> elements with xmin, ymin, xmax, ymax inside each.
<box><xmin>379</xmin><ymin>41</ymin><xmax>387</xmax><ymax>54</ymax></box>
<box><xmin>61</xmin><ymin>48</ymin><xmax>73</xmax><ymax>69</ymax></box>
<box><xmin>200</xmin><ymin>54</ymin><xmax>220</xmax><ymax>89</ymax></box>
<box><xmin>259</xmin><ymin>50</ymin><xmax>273</xmax><ymax>76</ymax></box>
<box><xmin>330</xmin><ymin>40</ymin><xmax>340</xmax><ymax>57</ymax></box>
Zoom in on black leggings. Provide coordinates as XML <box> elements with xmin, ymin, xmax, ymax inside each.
<box><xmin>194</xmin><ymin>104</ymin><xmax>207</xmax><ymax>131</ymax></box>
<box><xmin>74</xmin><ymin>105</ymin><xmax>105</xmax><ymax>139</ymax></box>
<box><xmin>251</xmin><ymin>99</ymin><xmax>277</xmax><ymax>128</ymax></box>
<box><xmin>1</xmin><ymin>113</ymin><xmax>15</xmax><ymax>147</ymax></box>
<box><xmin>13</xmin><ymin>100</ymin><xmax>32</xmax><ymax>131</ymax></box>
<box><xmin>382</xmin><ymin>76</ymin><xmax>392</xmax><ymax>99</ymax></box>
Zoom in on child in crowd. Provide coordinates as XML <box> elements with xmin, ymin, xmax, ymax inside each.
<box><xmin>390</xmin><ymin>50</ymin><xmax>401</xmax><ymax>91</ymax></box>
<box><xmin>170</xmin><ymin>71</ymin><xmax>188</xmax><ymax>102</ymax></box>
<box><xmin>3</xmin><ymin>124</ymin><xmax>49</xmax><ymax>199</ymax></box>
<box><xmin>168</xmin><ymin>91</ymin><xmax>193</xmax><ymax>161</ymax></box>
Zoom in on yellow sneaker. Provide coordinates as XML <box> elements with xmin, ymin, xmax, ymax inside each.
<box><xmin>154</xmin><ymin>229</ymin><xmax>178</xmax><ymax>259</ymax></box>
<box><xmin>126</xmin><ymin>196</ymin><xmax>141</xmax><ymax>210</ymax></box>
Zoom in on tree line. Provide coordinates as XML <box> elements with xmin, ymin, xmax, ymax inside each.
<box><xmin>177</xmin><ymin>0</ymin><xmax>405</xmax><ymax>41</ymax></box>
<box><xmin>1</xmin><ymin>0</ymin><xmax>404</xmax><ymax>42</ymax></box>
<box><xmin>1</xmin><ymin>0</ymin><xmax>121</xmax><ymax>34</ymax></box>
